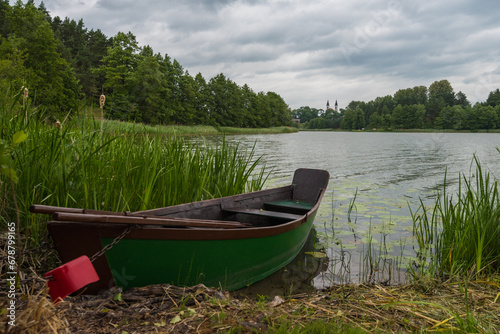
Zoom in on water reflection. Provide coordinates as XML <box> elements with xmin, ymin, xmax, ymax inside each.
<box><xmin>234</xmin><ymin>229</ymin><xmax>328</xmax><ymax>298</ymax></box>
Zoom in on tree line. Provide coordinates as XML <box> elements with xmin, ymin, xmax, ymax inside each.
<box><xmin>0</xmin><ymin>1</ymin><xmax>292</xmax><ymax>127</ymax></box>
<box><xmin>295</xmin><ymin>80</ymin><xmax>500</xmax><ymax>131</ymax></box>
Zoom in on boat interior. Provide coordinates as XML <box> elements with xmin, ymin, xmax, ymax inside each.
<box><xmin>31</xmin><ymin>168</ymin><xmax>330</xmax><ymax>229</ymax></box>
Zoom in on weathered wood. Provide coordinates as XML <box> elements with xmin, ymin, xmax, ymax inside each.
<box><xmin>223</xmin><ymin>208</ymin><xmax>304</xmax><ymax>221</ymax></box>
<box><xmin>52</xmin><ymin>212</ymin><xmax>247</xmax><ymax>228</ymax></box>
<box><xmin>139</xmin><ymin>185</ymin><xmax>293</xmax><ymax>217</ymax></box>
<box><xmin>264</xmin><ymin>200</ymin><xmax>314</xmax><ymax>215</ymax></box>
<box><xmin>30</xmin><ymin>204</ymin><xmax>129</xmax><ymax>216</ymax></box>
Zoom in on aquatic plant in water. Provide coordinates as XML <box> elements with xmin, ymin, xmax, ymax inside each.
<box><xmin>411</xmin><ymin>156</ymin><xmax>500</xmax><ymax>279</ymax></box>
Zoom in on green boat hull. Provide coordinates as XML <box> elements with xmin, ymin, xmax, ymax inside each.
<box><xmin>102</xmin><ymin>215</ymin><xmax>315</xmax><ymax>291</ymax></box>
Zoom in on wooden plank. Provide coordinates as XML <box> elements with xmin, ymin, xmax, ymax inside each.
<box><xmin>52</xmin><ymin>212</ymin><xmax>247</xmax><ymax>229</ymax></box>
<box><xmin>137</xmin><ymin>185</ymin><xmax>293</xmax><ymax>217</ymax></box>
<box><xmin>264</xmin><ymin>200</ymin><xmax>313</xmax><ymax>214</ymax></box>
<box><xmin>223</xmin><ymin>208</ymin><xmax>303</xmax><ymax>221</ymax></box>
<box><xmin>30</xmin><ymin>204</ymin><xmax>128</xmax><ymax>216</ymax></box>
<box><xmin>265</xmin><ymin>200</ymin><xmax>314</xmax><ymax>210</ymax></box>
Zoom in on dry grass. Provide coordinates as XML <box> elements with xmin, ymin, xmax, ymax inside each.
<box><xmin>1</xmin><ymin>277</ymin><xmax>498</xmax><ymax>333</ymax></box>
<box><xmin>0</xmin><ymin>284</ymin><xmax>69</xmax><ymax>334</ymax></box>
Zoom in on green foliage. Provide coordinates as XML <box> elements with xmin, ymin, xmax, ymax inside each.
<box><xmin>435</xmin><ymin>105</ymin><xmax>464</xmax><ymax>130</ymax></box>
<box><xmin>455</xmin><ymin>91</ymin><xmax>470</xmax><ymax>108</ymax></box>
<box><xmin>208</xmin><ymin>73</ymin><xmax>240</xmax><ymax>127</ymax></box>
<box><xmin>0</xmin><ymin>130</ymin><xmax>26</xmax><ymax>182</ymax></box>
<box><xmin>392</xmin><ymin>104</ymin><xmax>425</xmax><ymax>129</ymax></box>
<box><xmin>0</xmin><ymin>0</ymin><xmax>10</xmax><ymax>38</ymax></box>
<box><xmin>292</xmin><ymin>106</ymin><xmax>321</xmax><ymax>123</ymax></box>
<box><xmin>91</xmin><ymin>33</ymin><xmax>292</xmax><ymax>127</ymax></box>
<box><xmin>51</xmin><ymin>17</ymin><xmax>111</xmax><ymax>100</ymax></box>
<box><xmin>299</xmin><ymin>79</ymin><xmax>500</xmax><ymax>131</ymax></box>
<box><xmin>411</xmin><ymin>157</ymin><xmax>500</xmax><ymax>279</ymax></box>
<box><xmin>435</xmin><ymin>104</ymin><xmax>499</xmax><ymax>131</ymax></box>
<box><xmin>486</xmin><ymin>88</ymin><xmax>500</xmax><ymax>106</ymax></box>
<box><xmin>5</xmin><ymin>1</ymin><xmax>80</xmax><ymax>117</ymax></box>
<box><xmin>341</xmin><ymin>107</ymin><xmax>364</xmax><ymax>130</ymax></box>
<box><xmin>393</xmin><ymin>86</ymin><xmax>427</xmax><ymax>106</ymax></box>
<box><xmin>0</xmin><ymin>36</ymin><xmax>26</xmax><ymax>93</ymax></box>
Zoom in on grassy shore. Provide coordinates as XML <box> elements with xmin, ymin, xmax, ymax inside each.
<box><xmin>2</xmin><ymin>275</ymin><xmax>499</xmax><ymax>333</ymax></box>
<box><xmin>299</xmin><ymin>127</ymin><xmax>500</xmax><ymax>133</ymax></box>
<box><xmin>78</xmin><ymin>104</ymin><xmax>298</xmax><ymax>136</ymax></box>
<box><xmin>87</xmin><ymin>115</ymin><xmax>298</xmax><ymax>137</ymax></box>
<box><xmin>102</xmin><ymin>119</ymin><xmax>298</xmax><ymax>136</ymax></box>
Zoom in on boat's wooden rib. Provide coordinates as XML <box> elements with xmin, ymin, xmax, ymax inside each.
<box><xmin>222</xmin><ymin>207</ymin><xmax>304</xmax><ymax>221</ymax></box>
<box><xmin>30</xmin><ymin>204</ymin><xmax>131</xmax><ymax>217</ymax></box>
<box><xmin>52</xmin><ymin>212</ymin><xmax>247</xmax><ymax>228</ymax></box>
<box><xmin>263</xmin><ymin>200</ymin><xmax>314</xmax><ymax>215</ymax></box>
<box><xmin>141</xmin><ymin>185</ymin><xmax>294</xmax><ymax>218</ymax></box>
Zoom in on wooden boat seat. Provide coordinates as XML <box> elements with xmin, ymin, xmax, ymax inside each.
<box><xmin>263</xmin><ymin>200</ymin><xmax>314</xmax><ymax>215</ymax></box>
<box><xmin>222</xmin><ymin>207</ymin><xmax>303</xmax><ymax>221</ymax></box>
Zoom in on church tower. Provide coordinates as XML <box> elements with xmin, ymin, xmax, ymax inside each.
<box><xmin>326</xmin><ymin>100</ymin><xmax>330</xmax><ymax>110</ymax></box>
<box><xmin>335</xmin><ymin>100</ymin><xmax>338</xmax><ymax>112</ymax></box>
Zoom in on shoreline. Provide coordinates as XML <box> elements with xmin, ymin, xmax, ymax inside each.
<box><xmin>298</xmin><ymin>128</ymin><xmax>500</xmax><ymax>133</ymax></box>
<box><xmin>96</xmin><ymin>118</ymin><xmax>299</xmax><ymax>136</ymax></box>
<box><xmin>2</xmin><ymin>272</ymin><xmax>499</xmax><ymax>333</ymax></box>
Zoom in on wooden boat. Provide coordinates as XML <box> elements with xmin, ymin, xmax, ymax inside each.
<box><xmin>31</xmin><ymin>168</ymin><xmax>329</xmax><ymax>294</ymax></box>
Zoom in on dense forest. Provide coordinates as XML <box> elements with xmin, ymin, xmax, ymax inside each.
<box><xmin>295</xmin><ymin>81</ymin><xmax>500</xmax><ymax>131</ymax></box>
<box><xmin>0</xmin><ymin>1</ymin><xmax>292</xmax><ymax>127</ymax></box>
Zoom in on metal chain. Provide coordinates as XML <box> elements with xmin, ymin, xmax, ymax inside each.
<box><xmin>90</xmin><ymin>225</ymin><xmax>136</xmax><ymax>263</ymax></box>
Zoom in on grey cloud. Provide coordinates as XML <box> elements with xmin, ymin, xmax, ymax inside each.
<box><xmin>41</xmin><ymin>0</ymin><xmax>500</xmax><ymax>109</ymax></box>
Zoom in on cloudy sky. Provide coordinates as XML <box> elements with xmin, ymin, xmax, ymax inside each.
<box><xmin>37</xmin><ymin>0</ymin><xmax>500</xmax><ymax>110</ymax></box>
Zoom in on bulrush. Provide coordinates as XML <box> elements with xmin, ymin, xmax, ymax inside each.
<box><xmin>100</xmin><ymin>93</ymin><xmax>105</xmax><ymax>145</ymax></box>
<box><xmin>100</xmin><ymin>94</ymin><xmax>105</xmax><ymax>109</ymax></box>
<box><xmin>22</xmin><ymin>86</ymin><xmax>28</xmax><ymax>122</ymax></box>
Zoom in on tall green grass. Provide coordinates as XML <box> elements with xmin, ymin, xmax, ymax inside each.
<box><xmin>411</xmin><ymin>156</ymin><xmax>500</xmax><ymax>279</ymax></box>
<box><xmin>78</xmin><ymin>113</ymin><xmax>298</xmax><ymax>137</ymax></box>
<box><xmin>102</xmin><ymin>119</ymin><xmax>221</xmax><ymax>136</ymax></box>
<box><xmin>0</xmin><ymin>89</ymin><xmax>268</xmax><ymax>245</ymax></box>
<box><xmin>218</xmin><ymin>126</ymin><xmax>298</xmax><ymax>134</ymax></box>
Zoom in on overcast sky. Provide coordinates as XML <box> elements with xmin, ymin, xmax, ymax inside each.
<box><xmin>37</xmin><ymin>0</ymin><xmax>500</xmax><ymax>110</ymax></box>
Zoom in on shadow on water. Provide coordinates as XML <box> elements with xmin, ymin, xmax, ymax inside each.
<box><xmin>234</xmin><ymin>229</ymin><xmax>329</xmax><ymax>298</ymax></box>
<box><xmin>234</xmin><ymin>223</ymin><xmax>408</xmax><ymax>300</ymax></box>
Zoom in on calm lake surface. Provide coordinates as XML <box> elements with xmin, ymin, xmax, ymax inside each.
<box><xmin>220</xmin><ymin>132</ymin><xmax>500</xmax><ymax>295</ymax></box>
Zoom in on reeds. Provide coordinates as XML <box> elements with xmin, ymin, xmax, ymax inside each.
<box><xmin>411</xmin><ymin>156</ymin><xmax>500</xmax><ymax>279</ymax></box>
<box><xmin>0</xmin><ymin>89</ymin><xmax>268</xmax><ymax>246</ymax></box>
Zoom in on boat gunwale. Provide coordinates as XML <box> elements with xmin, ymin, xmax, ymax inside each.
<box><xmin>47</xmin><ymin>188</ymin><xmax>326</xmax><ymax>241</ymax></box>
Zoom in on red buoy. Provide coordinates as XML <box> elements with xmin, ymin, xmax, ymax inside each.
<box><xmin>44</xmin><ymin>256</ymin><xmax>99</xmax><ymax>303</ymax></box>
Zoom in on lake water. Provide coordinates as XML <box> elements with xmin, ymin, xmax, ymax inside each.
<box><xmin>221</xmin><ymin>132</ymin><xmax>500</xmax><ymax>295</ymax></box>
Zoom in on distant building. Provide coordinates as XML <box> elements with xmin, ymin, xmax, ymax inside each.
<box><xmin>326</xmin><ymin>99</ymin><xmax>339</xmax><ymax>112</ymax></box>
